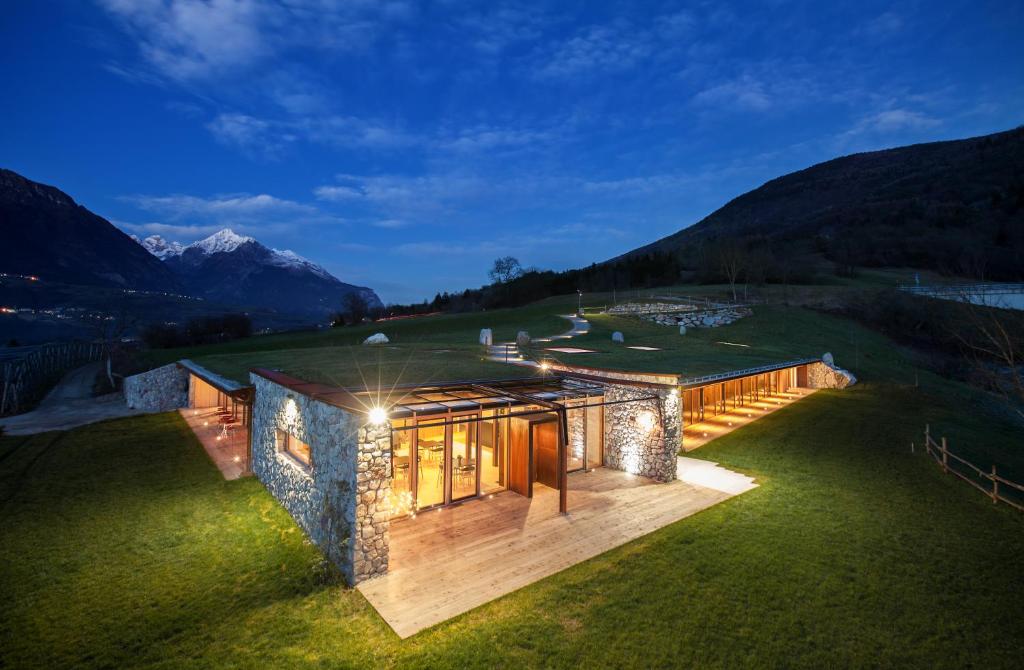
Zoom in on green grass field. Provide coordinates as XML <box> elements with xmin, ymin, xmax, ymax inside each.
<box><xmin>2</xmin><ymin>289</ymin><xmax>1022</xmax><ymax>667</ymax></box>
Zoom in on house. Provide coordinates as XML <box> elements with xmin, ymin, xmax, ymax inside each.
<box><xmin>126</xmin><ymin>354</ymin><xmax>853</xmax><ymax>586</ymax></box>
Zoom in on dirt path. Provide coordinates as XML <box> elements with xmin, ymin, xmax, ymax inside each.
<box><xmin>0</xmin><ymin>362</ymin><xmax>146</xmax><ymax>436</ymax></box>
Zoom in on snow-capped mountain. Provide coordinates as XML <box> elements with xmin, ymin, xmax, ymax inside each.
<box><xmin>138</xmin><ymin>234</ymin><xmax>185</xmax><ymax>260</ymax></box>
<box><xmin>135</xmin><ymin>228</ymin><xmax>381</xmax><ymax>318</ymax></box>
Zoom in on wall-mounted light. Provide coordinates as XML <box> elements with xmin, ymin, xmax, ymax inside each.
<box><xmin>636</xmin><ymin>409</ymin><xmax>656</xmax><ymax>432</ymax></box>
<box><xmin>540</xmin><ymin>360</ymin><xmax>551</xmax><ymax>371</ymax></box>
<box><xmin>368</xmin><ymin>406</ymin><xmax>388</xmax><ymax>425</ymax></box>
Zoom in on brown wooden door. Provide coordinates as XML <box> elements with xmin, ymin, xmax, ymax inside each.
<box><xmin>532</xmin><ymin>420</ymin><xmax>558</xmax><ymax>489</ymax></box>
<box><xmin>508</xmin><ymin>417</ymin><xmax>531</xmax><ymax>496</ymax></box>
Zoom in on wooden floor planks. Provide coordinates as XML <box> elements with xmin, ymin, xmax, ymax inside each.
<box><xmin>358</xmin><ymin>465</ymin><xmax>751</xmax><ymax>638</ymax></box>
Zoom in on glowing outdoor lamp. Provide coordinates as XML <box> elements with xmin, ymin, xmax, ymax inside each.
<box><xmin>636</xmin><ymin>409</ymin><xmax>657</xmax><ymax>432</ymax></box>
<box><xmin>367</xmin><ymin>406</ymin><xmax>388</xmax><ymax>425</ymax></box>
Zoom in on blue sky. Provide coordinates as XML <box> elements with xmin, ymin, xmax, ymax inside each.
<box><xmin>1</xmin><ymin>1</ymin><xmax>1021</xmax><ymax>303</ymax></box>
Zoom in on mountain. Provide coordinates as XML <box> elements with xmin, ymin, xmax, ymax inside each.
<box><xmin>140</xmin><ymin>228</ymin><xmax>382</xmax><ymax>317</ymax></box>
<box><xmin>619</xmin><ymin>127</ymin><xmax>1024</xmax><ymax>279</ymax></box>
<box><xmin>136</xmin><ymin>234</ymin><xmax>184</xmax><ymax>260</ymax></box>
<box><xmin>0</xmin><ymin>169</ymin><xmax>180</xmax><ymax>290</ymax></box>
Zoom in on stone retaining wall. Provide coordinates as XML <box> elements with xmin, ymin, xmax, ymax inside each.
<box><xmin>250</xmin><ymin>374</ymin><xmax>390</xmax><ymax>585</ymax></box>
<box><xmin>123</xmin><ymin>363</ymin><xmax>189</xmax><ymax>412</ymax></box>
<box><xmin>642</xmin><ymin>307</ymin><xmax>752</xmax><ymax>329</ymax></box>
<box><xmin>608</xmin><ymin>302</ymin><xmax>698</xmax><ymax>315</ymax></box>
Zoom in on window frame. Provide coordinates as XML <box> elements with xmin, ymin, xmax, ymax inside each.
<box><xmin>276</xmin><ymin>428</ymin><xmax>312</xmax><ymax>472</ymax></box>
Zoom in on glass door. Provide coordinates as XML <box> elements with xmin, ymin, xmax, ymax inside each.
<box><xmin>450</xmin><ymin>415</ymin><xmax>478</xmax><ymax>501</ymax></box>
<box><xmin>416</xmin><ymin>422</ymin><xmax>446</xmax><ymax>509</ymax></box>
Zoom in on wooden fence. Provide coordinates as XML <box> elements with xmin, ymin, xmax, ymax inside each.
<box><xmin>0</xmin><ymin>341</ymin><xmax>105</xmax><ymax>416</ymax></box>
<box><xmin>923</xmin><ymin>425</ymin><xmax>1024</xmax><ymax>512</ymax></box>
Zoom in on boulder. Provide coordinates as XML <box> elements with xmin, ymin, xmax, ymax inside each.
<box><xmin>515</xmin><ymin>331</ymin><xmax>531</xmax><ymax>347</ymax></box>
<box><xmin>611</xmin><ymin>331</ymin><xmax>624</xmax><ymax>343</ymax></box>
<box><xmin>822</xmin><ymin>352</ymin><xmax>835</xmax><ymax>366</ymax></box>
<box><xmin>479</xmin><ymin>328</ymin><xmax>493</xmax><ymax>346</ymax></box>
<box><xmin>363</xmin><ymin>333</ymin><xmax>389</xmax><ymax>345</ymax></box>
<box><xmin>702</xmin><ymin>315</ymin><xmax>717</xmax><ymax>327</ymax></box>
<box><xmin>678</xmin><ymin>325</ymin><xmax>687</xmax><ymax>336</ymax></box>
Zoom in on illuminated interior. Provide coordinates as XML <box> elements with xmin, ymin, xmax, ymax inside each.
<box><xmin>681</xmin><ymin>364</ymin><xmax>813</xmax><ymax>450</ymax></box>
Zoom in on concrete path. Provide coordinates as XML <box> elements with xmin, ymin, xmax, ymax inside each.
<box><xmin>0</xmin><ymin>362</ymin><xmax>146</xmax><ymax>435</ymax></box>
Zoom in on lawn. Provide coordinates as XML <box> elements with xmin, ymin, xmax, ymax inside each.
<box><xmin>3</xmin><ymin>308</ymin><xmax>1024</xmax><ymax>667</ymax></box>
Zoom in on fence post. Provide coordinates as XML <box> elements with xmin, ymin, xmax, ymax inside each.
<box><xmin>992</xmin><ymin>465</ymin><xmax>999</xmax><ymax>504</ymax></box>
<box><xmin>924</xmin><ymin>424</ymin><xmax>930</xmax><ymax>453</ymax></box>
<box><xmin>941</xmin><ymin>437</ymin><xmax>948</xmax><ymax>473</ymax></box>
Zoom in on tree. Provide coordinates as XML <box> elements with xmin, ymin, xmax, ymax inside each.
<box><xmin>343</xmin><ymin>291</ymin><xmax>369</xmax><ymax>324</ymax></box>
<box><xmin>488</xmin><ymin>256</ymin><xmax>523</xmax><ymax>284</ymax></box>
<box><xmin>712</xmin><ymin>238</ymin><xmax>747</xmax><ymax>302</ymax></box>
<box><xmin>950</xmin><ymin>296</ymin><xmax>1024</xmax><ymax>421</ymax></box>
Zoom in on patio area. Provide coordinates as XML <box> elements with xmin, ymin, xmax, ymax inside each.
<box><xmin>358</xmin><ymin>460</ymin><xmax>756</xmax><ymax>638</ymax></box>
<box><xmin>178</xmin><ymin>407</ymin><xmax>248</xmax><ymax>480</ymax></box>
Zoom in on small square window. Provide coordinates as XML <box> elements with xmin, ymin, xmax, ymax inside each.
<box><xmin>277</xmin><ymin>429</ymin><xmax>311</xmax><ymax>468</ymax></box>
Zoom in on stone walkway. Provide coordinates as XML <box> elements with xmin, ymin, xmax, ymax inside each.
<box><xmin>485</xmin><ymin>314</ymin><xmax>590</xmax><ymax>366</ymax></box>
<box><xmin>0</xmin><ymin>362</ymin><xmax>148</xmax><ymax>435</ymax></box>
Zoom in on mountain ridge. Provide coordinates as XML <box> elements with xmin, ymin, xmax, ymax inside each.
<box><xmin>616</xmin><ymin>126</ymin><xmax>1024</xmax><ymax>279</ymax></box>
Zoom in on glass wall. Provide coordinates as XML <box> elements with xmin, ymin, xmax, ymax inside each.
<box><xmin>388</xmin><ymin>419</ymin><xmax>414</xmax><ymax>518</ymax></box>
<box><xmin>451</xmin><ymin>418</ymin><xmax>477</xmax><ymax>501</ymax></box>
<box><xmin>416</xmin><ymin>422</ymin><xmax>446</xmax><ymax>509</ymax></box>
<box><xmin>479</xmin><ymin>409</ymin><xmax>508</xmax><ymax>494</ymax></box>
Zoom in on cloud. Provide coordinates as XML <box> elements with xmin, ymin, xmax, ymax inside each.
<box><xmin>206</xmin><ymin>113</ymin><xmax>297</xmax><ymax>158</ymax></box>
<box><xmin>533</xmin><ymin>24</ymin><xmax>653</xmax><ymax>79</ymax></box>
<box><xmin>123</xmin><ymin>192</ymin><xmax>318</xmax><ymax>220</ymax></box>
<box><xmin>113</xmin><ymin>220</ymin><xmax>225</xmax><ymax>240</ymax></box>
<box><xmin>97</xmin><ymin>0</ymin><xmax>411</xmax><ymax>84</ymax></box>
<box><xmin>692</xmin><ymin>74</ymin><xmax>773</xmax><ymax>111</ymax></box>
<box><xmin>98</xmin><ymin>0</ymin><xmax>274</xmax><ymax>82</ymax></box>
<box><xmin>859</xmin><ymin>11</ymin><xmax>903</xmax><ymax>38</ymax></box>
<box><xmin>843</xmin><ymin>108</ymin><xmax>941</xmax><ymax>138</ymax></box>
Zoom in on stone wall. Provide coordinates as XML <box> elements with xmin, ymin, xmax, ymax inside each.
<box><xmin>123</xmin><ymin>362</ymin><xmax>189</xmax><ymax>412</ymax></box>
<box><xmin>806</xmin><ymin>359</ymin><xmax>857</xmax><ymax>389</ymax></box>
<box><xmin>642</xmin><ymin>307</ymin><xmax>752</xmax><ymax>329</ymax></box>
<box><xmin>602</xmin><ymin>384</ymin><xmax>681</xmax><ymax>482</ymax></box>
<box><xmin>250</xmin><ymin>374</ymin><xmax>390</xmax><ymax>585</ymax></box>
<box><xmin>608</xmin><ymin>302</ymin><xmax>698</xmax><ymax>315</ymax></box>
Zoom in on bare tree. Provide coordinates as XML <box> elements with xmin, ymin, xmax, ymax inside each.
<box><xmin>950</xmin><ymin>294</ymin><xmax>1024</xmax><ymax>421</ymax></box>
<box><xmin>343</xmin><ymin>292</ymin><xmax>370</xmax><ymax>325</ymax></box>
<box><xmin>713</xmin><ymin>238</ymin><xmax>747</xmax><ymax>302</ymax></box>
<box><xmin>488</xmin><ymin>256</ymin><xmax>523</xmax><ymax>284</ymax></box>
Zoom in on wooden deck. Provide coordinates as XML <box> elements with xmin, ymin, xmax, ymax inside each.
<box><xmin>683</xmin><ymin>388</ymin><xmax>816</xmax><ymax>451</ymax></box>
<box><xmin>358</xmin><ymin>462</ymin><xmax>756</xmax><ymax>638</ymax></box>
<box><xmin>179</xmin><ymin>408</ymin><xmax>248</xmax><ymax>480</ymax></box>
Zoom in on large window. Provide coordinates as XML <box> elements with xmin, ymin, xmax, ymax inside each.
<box><xmin>276</xmin><ymin>429</ymin><xmax>311</xmax><ymax>469</ymax></box>
<box><xmin>416</xmin><ymin>422</ymin><xmax>446</xmax><ymax>508</ymax></box>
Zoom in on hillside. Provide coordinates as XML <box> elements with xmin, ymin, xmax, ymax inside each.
<box><xmin>621</xmin><ymin>127</ymin><xmax>1024</xmax><ymax>279</ymax></box>
<box><xmin>0</xmin><ymin>169</ymin><xmax>180</xmax><ymax>291</ymax></box>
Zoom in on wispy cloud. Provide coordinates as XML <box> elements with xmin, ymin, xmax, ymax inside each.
<box><xmin>97</xmin><ymin>0</ymin><xmax>411</xmax><ymax>84</ymax></box>
<box><xmin>123</xmin><ymin>192</ymin><xmax>318</xmax><ymax>219</ymax></box>
<box><xmin>532</xmin><ymin>23</ymin><xmax>653</xmax><ymax>79</ymax></box>
<box><xmin>113</xmin><ymin>220</ymin><xmax>226</xmax><ymax>240</ymax></box>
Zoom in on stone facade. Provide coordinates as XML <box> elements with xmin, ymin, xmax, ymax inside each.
<box><xmin>249</xmin><ymin>373</ymin><xmax>390</xmax><ymax>585</ymax></box>
<box><xmin>602</xmin><ymin>383</ymin><xmax>681</xmax><ymax>483</ymax></box>
<box><xmin>124</xmin><ymin>363</ymin><xmax>189</xmax><ymax>412</ymax></box>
